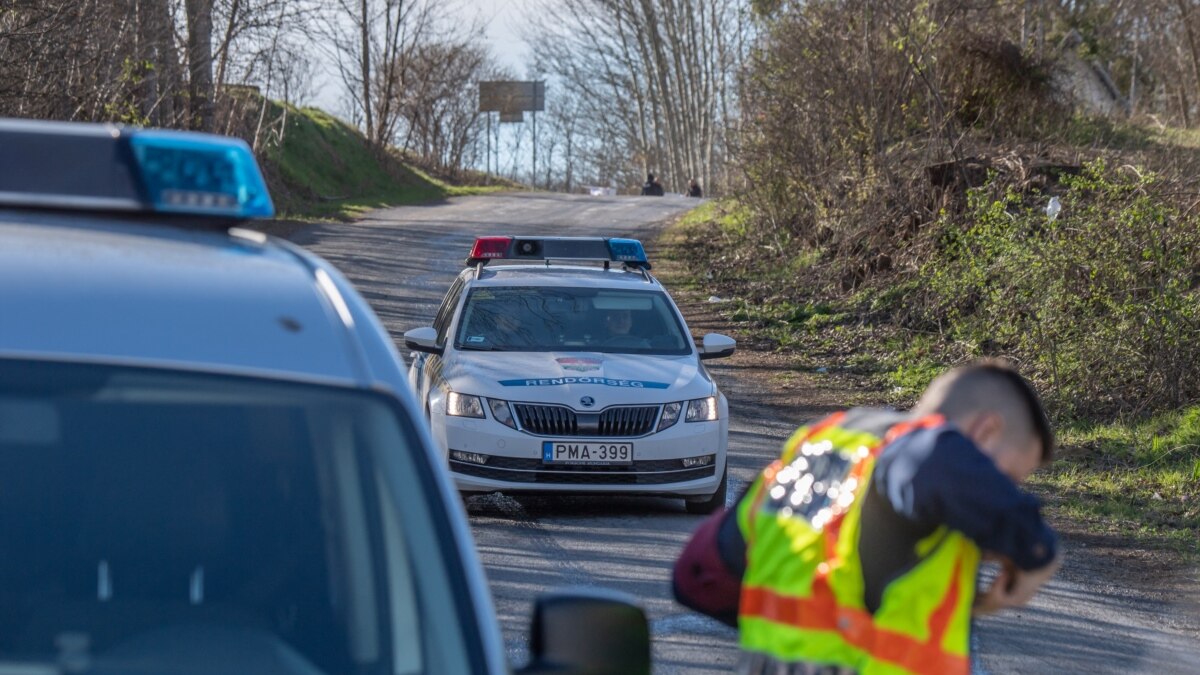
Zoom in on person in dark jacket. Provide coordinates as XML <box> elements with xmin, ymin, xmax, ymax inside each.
<box><xmin>673</xmin><ymin>361</ymin><xmax>1061</xmax><ymax>674</ymax></box>
<box><xmin>641</xmin><ymin>172</ymin><xmax>665</xmax><ymax>196</ymax></box>
<box><xmin>687</xmin><ymin>178</ymin><xmax>703</xmax><ymax>198</ymax></box>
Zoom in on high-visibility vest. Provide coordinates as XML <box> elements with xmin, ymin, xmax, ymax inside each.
<box><xmin>737</xmin><ymin>412</ymin><xmax>980</xmax><ymax>675</ymax></box>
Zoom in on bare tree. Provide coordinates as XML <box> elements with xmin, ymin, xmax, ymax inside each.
<box><xmin>322</xmin><ymin>0</ymin><xmax>474</xmax><ymax>148</ymax></box>
<box><xmin>391</xmin><ymin>38</ymin><xmax>499</xmax><ymax>174</ymax></box>
<box><xmin>0</xmin><ymin>0</ymin><xmax>320</xmax><ymax>132</ymax></box>
<box><xmin>525</xmin><ymin>0</ymin><xmax>751</xmax><ymax>194</ymax></box>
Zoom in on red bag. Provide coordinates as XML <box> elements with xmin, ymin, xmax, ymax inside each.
<box><xmin>672</xmin><ymin>507</ymin><xmax>743</xmax><ymax>627</ymax></box>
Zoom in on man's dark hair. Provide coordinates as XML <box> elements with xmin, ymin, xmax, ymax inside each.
<box><xmin>980</xmin><ymin>362</ymin><xmax>1055</xmax><ymax>462</ymax></box>
<box><xmin>918</xmin><ymin>360</ymin><xmax>1055</xmax><ymax>462</ymax></box>
<box><xmin>647</xmin><ymin>172</ymin><xmax>655</xmax><ymax>181</ymax></box>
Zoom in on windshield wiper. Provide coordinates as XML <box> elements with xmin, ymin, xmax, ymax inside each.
<box><xmin>458</xmin><ymin>345</ymin><xmax>507</xmax><ymax>352</ymax></box>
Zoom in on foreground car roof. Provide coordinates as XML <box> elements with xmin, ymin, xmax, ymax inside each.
<box><xmin>0</xmin><ymin>210</ymin><xmax>365</xmax><ymax>383</ymax></box>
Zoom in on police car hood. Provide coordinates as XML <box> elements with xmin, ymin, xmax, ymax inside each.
<box><xmin>446</xmin><ymin>351</ymin><xmax>712</xmax><ymax>405</ymax></box>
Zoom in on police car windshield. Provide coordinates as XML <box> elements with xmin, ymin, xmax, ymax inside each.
<box><xmin>455</xmin><ymin>287</ymin><xmax>691</xmax><ymax>355</ymax></box>
<box><xmin>0</xmin><ymin>360</ymin><xmax>475</xmax><ymax>675</ymax></box>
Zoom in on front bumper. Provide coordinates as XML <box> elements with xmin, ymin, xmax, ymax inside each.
<box><xmin>434</xmin><ymin>411</ymin><xmax>728</xmax><ymax>496</ymax></box>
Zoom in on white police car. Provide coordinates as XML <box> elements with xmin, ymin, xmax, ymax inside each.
<box><xmin>0</xmin><ymin>118</ymin><xmax>650</xmax><ymax>674</ymax></box>
<box><xmin>404</xmin><ymin>236</ymin><xmax>735</xmax><ymax>513</ymax></box>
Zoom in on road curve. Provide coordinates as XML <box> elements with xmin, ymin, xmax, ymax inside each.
<box><xmin>287</xmin><ymin>191</ymin><xmax>1199</xmax><ymax>674</ymax></box>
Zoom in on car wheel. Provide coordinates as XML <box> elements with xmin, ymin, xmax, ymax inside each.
<box><xmin>685</xmin><ymin>465</ymin><xmax>727</xmax><ymax>515</ymax></box>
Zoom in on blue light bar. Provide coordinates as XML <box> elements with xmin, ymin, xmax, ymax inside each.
<box><xmin>0</xmin><ymin>117</ymin><xmax>275</xmax><ymax>220</ymax></box>
<box><xmin>607</xmin><ymin>238</ymin><xmax>649</xmax><ymax>264</ymax></box>
<box><xmin>129</xmin><ymin>130</ymin><xmax>274</xmax><ymax>218</ymax></box>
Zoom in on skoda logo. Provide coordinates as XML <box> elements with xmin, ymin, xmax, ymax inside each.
<box><xmin>580</xmin><ymin>396</ymin><xmax>596</xmax><ymax>408</ymax></box>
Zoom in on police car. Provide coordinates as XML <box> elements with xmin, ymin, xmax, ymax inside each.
<box><xmin>0</xmin><ymin>118</ymin><xmax>650</xmax><ymax>674</ymax></box>
<box><xmin>404</xmin><ymin>236</ymin><xmax>735</xmax><ymax>513</ymax></box>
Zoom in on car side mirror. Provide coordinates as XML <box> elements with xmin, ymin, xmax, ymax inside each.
<box><xmin>403</xmin><ymin>327</ymin><xmax>443</xmax><ymax>355</ymax></box>
<box><xmin>699</xmin><ymin>333</ymin><xmax>736</xmax><ymax>360</ymax></box>
<box><xmin>518</xmin><ymin>588</ymin><xmax>650</xmax><ymax>675</ymax></box>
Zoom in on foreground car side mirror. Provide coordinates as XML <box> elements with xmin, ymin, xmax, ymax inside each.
<box><xmin>519</xmin><ymin>588</ymin><xmax>650</xmax><ymax>675</ymax></box>
<box><xmin>403</xmin><ymin>327</ymin><xmax>443</xmax><ymax>355</ymax></box>
<box><xmin>699</xmin><ymin>333</ymin><xmax>736</xmax><ymax>360</ymax></box>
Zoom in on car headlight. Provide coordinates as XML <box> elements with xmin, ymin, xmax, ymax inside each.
<box><xmin>446</xmin><ymin>391</ymin><xmax>485</xmax><ymax>418</ymax></box>
<box><xmin>686</xmin><ymin>396</ymin><xmax>718</xmax><ymax>422</ymax></box>
<box><xmin>487</xmin><ymin>398</ymin><xmax>516</xmax><ymax>429</ymax></box>
<box><xmin>658</xmin><ymin>401</ymin><xmax>683</xmax><ymax>431</ymax></box>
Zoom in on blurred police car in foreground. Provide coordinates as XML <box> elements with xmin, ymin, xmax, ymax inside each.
<box><xmin>0</xmin><ymin>118</ymin><xmax>650</xmax><ymax>675</ymax></box>
<box><xmin>405</xmin><ymin>236</ymin><xmax>735</xmax><ymax>513</ymax></box>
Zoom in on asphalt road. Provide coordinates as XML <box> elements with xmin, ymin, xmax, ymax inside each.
<box><xmin>289</xmin><ymin>191</ymin><xmax>1199</xmax><ymax>674</ymax></box>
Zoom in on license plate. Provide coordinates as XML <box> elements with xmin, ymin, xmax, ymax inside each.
<box><xmin>542</xmin><ymin>441</ymin><xmax>633</xmax><ymax>465</ymax></box>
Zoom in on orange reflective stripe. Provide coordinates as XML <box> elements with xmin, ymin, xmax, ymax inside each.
<box><xmin>742</xmin><ymin>579</ymin><xmax>969</xmax><ymax>675</ymax></box>
<box><xmin>881</xmin><ymin>414</ymin><xmax>945</xmax><ymax>449</ymax></box>
<box><xmin>810</xmin><ymin>411</ymin><xmax>848</xmax><ymax>434</ymax></box>
<box><xmin>925</xmin><ymin>555</ymin><xmax>963</xmax><ymax>651</ymax></box>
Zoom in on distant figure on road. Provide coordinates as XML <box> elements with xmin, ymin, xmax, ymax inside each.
<box><xmin>687</xmin><ymin>178</ymin><xmax>703</xmax><ymax>198</ymax></box>
<box><xmin>641</xmin><ymin>173</ymin><xmax>665</xmax><ymax>196</ymax></box>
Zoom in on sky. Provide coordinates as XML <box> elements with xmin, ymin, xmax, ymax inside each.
<box><xmin>469</xmin><ymin>0</ymin><xmax>535</xmax><ymax>73</ymax></box>
<box><xmin>312</xmin><ymin>0</ymin><xmax>537</xmax><ymax>116</ymax></box>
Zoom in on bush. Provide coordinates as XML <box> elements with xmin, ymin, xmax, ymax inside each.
<box><xmin>922</xmin><ymin>160</ymin><xmax>1200</xmax><ymax>417</ymax></box>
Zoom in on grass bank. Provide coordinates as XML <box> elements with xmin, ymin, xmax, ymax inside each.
<box><xmin>251</xmin><ymin>101</ymin><xmax>510</xmax><ymax>221</ymax></box>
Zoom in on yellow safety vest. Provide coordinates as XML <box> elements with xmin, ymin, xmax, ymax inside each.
<box><xmin>737</xmin><ymin>412</ymin><xmax>980</xmax><ymax>675</ymax></box>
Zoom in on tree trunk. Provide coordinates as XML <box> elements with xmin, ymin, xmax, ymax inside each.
<box><xmin>138</xmin><ymin>0</ymin><xmax>181</xmax><ymax>126</ymax></box>
<box><xmin>185</xmin><ymin>0</ymin><xmax>214</xmax><ymax>131</ymax></box>
<box><xmin>359</xmin><ymin>0</ymin><xmax>375</xmax><ymax>144</ymax></box>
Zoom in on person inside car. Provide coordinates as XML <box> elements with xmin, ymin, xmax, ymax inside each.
<box><xmin>601</xmin><ymin>309</ymin><xmax>649</xmax><ymax>348</ymax></box>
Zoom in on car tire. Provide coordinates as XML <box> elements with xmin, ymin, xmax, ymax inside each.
<box><xmin>685</xmin><ymin>465</ymin><xmax>727</xmax><ymax>515</ymax></box>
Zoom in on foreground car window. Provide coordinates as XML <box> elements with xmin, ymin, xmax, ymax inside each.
<box><xmin>0</xmin><ymin>360</ymin><xmax>474</xmax><ymax>675</ymax></box>
<box><xmin>454</xmin><ymin>286</ymin><xmax>691</xmax><ymax>354</ymax></box>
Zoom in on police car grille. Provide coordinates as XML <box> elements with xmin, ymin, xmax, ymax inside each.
<box><xmin>513</xmin><ymin>404</ymin><xmax>659</xmax><ymax>437</ymax></box>
<box><xmin>598</xmin><ymin>405</ymin><xmax>659</xmax><ymax>436</ymax></box>
<box><xmin>450</xmin><ymin>455</ymin><xmax>717</xmax><ymax>485</ymax></box>
<box><xmin>514</xmin><ymin>404</ymin><xmax>578</xmax><ymax>435</ymax></box>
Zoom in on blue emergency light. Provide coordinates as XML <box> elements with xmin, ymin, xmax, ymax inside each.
<box><xmin>466</xmin><ymin>236</ymin><xmax>651</xmax><ymax>270</ymax></box>
<box><xmin>0</xmin><ymin>117</ymin><xmax>274</xmax><ymax>220</ymax></box>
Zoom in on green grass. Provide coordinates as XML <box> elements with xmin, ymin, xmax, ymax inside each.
<box><xmin>1032</xmin><ymin>408</ymin><xmax>1200</xmax><ymax>557</ymax></box>
<box><xmin>675</xmin><ymin>199</ymin><xmax>754</xmax><ymax>236</ymax></box>
<box><xmin>260</xmin><ymin>103</ymin><xmax>508</xmax><ymax>220</ymax></box>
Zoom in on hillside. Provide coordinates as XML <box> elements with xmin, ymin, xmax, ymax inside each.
<box><xmin>237</xmin><ymin>98</ymin><xmax>509</xmax><ymax>220</ymax></box>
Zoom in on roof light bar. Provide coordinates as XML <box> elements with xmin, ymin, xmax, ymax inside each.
<box><xmin>465</xmin><ymin>236</ymin><xmax>652</xmax><ymax>270</ymax></box>
<box><xmin>0</xmin><ymin>117</ymin><xmax>275</xmax><ymax>220</ymax></box>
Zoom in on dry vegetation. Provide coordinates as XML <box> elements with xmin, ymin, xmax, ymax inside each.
<box><xmin>672</xmin><ymin>0</ymin><xmax>1200</xmax><ymax>554</ymax></box>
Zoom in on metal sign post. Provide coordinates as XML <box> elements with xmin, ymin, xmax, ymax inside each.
<box><xmin>479</xmin><ymin>81</ymin><xmax>546</xmax><ymax>184</ymax></box>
